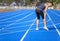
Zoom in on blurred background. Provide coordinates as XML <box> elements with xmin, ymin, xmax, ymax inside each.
<box><xmin>0</xmin><ymin>0</ymin><xmax>60</xmax><ymax>11</ymax></box>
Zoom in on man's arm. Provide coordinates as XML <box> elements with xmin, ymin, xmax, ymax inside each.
<box><xmin>44</xmin><ymin>4</ymin><xmax>48</xmax><ymax>19</ymax></box>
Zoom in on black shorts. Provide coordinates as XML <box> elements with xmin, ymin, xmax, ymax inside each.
<box><xmin>35</xmin><ymin>9</ymin><xmax>44</xmax><ymax>19</ymax></box>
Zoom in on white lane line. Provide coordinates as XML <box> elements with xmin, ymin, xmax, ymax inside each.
<box><xmin>0</xmin><ymin>10</ymin><xmax>23</xmax><ymax>18</ymax></box>
<box><xmin>50</xmin><ymin>11</ymin><xmax>60</xmax><ymax>17</ymax></box>
<box><xmin>47</xmin><ymin>13</ymin><xmax>60</xmax><ymax>36</ymax></box>
<box><xmin>20</xmin><ymin>18</ymin><xmax>36</xmax><ymax>41</ymax></box>
<box><xmin>0</xmin><ymin>22</ymin><xmax>60</xmax><ymax>35</ymax></box>
<box><xmin>0</xmin><ymin>19</ymin><xmax>50</xmax><ymax>26</ymax></box>
<box><xmin>0</xmin><ymin>11</ymin><xmax>31</xmax><ymax>21</ymax></box>
<box><xmin>16</xmin><ymin>19</ymin><xmax>50</xmax><ymax>25</ymax></box>
<box><xmin>0</xmin><ymin>12</ymin><xmax>34</xmax><ymax>31</ymax></box>
<box><xmin>1</xmin><ymin>19</ymin><xmax>35</xmax><ymax>23</ymax></box>
<box><xmin>0</xmin><ymin>11</ymin><xmax>22</xmax><ymax>19</ymax></box>
<box><xmin>0</xmin><ymin>19</ymin><xmax>50</xmax><ymax>30</ymax></box>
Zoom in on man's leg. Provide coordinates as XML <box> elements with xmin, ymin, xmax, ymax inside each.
<box><xmin>41</xmin><ymin>12</ymin><xmax>48</xmax><ymax>30</ymax></box>
<box><xmin>44</xmin><ymin>19</ymin><xmax>48</xmax><ymax>30</ymax></box>
<box><xmin>36</xmin><ymin>19</ymin><xmax>39</xmax><ymax>30</ymax></box>
<box><xmin>35</xmin><ymin>11</ymin><xmax>40</xmax><ymax>30</ymax></box>
<box><xmin>43</xmin><ymin>13</ymin><xmax>48</xmax><ymax>30</ymax></box>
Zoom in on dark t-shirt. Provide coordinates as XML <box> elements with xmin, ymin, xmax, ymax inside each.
<box><xmin>36</xmin><ymin>2</ymin><xmax>45</xmax><ymax>11</ymax></box>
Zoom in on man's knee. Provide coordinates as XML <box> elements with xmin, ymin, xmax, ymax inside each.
<box><xmin>44</xmin><ymin>19</ymin><xmax>46</xmax><ymax>22</ymax></box>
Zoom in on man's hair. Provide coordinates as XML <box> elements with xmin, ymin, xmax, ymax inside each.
<box><xmin>49</xmin><ymin>2</ymin><xmax>54</xmax><ymax>5</ymax></box>
<box><xmin>47</xmin><ymin>2</ymin><xmax>54</xmax><ymax>5</ymax></box>
<box><xmin>46</xmin><ymin>1</ymin><xmax>53</xmax><ymax>5</ymax></box>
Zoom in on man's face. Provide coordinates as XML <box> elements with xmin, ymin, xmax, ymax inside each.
<box><xmin>48</xmin><ymin>3</ymin><xmax>52</xmax><ymax>7</ymax></box>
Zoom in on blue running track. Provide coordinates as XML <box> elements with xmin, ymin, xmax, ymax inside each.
<box><xmin>0</xmin><ymin>9</ymin><xmax>60</xmax><ymax>41</ymax></box>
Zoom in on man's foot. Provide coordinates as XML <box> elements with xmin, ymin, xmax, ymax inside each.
<box><xmin>36</xmin><ymin>27</ymin><xmax>39</xmax><ymax>30</ymax></box>
<box><xmin>44</xmin><ymin>26</ymin><xmax>48</xmax><ymax>30</ymax></box>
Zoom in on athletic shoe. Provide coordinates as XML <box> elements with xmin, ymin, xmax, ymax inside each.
<box><xmin>36</xmin><ymin>27</ymin><xmax>39</xmax><ymax>30</ymax></box>
<box><xmin>44</xmin><ymin>26</ymin><xmax>48</xmax><ymax>30</ymax></box>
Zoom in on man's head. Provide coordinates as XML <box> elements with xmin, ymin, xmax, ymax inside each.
<box><xmin>47</xmin><ymin>2</ymin><xmax>53</xmax><ymax>7</ymax></box>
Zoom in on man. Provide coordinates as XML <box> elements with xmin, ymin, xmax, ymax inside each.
<box><xmin>35</xmin><ymin>2</ymin><xmax>53</xmax><ymax>30</ymax></box>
